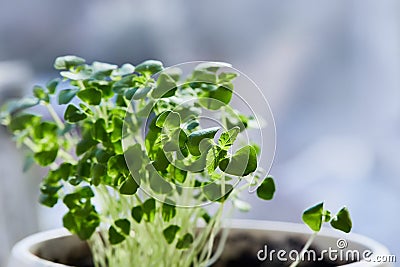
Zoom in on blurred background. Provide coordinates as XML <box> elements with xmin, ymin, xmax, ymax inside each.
<box><xmin>0</xmin><ymin>0</ymin><xmax>399</xmax><ymax>265</ymax></box>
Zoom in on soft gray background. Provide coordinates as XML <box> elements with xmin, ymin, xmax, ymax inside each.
<box><xmin>1</xmin><ymin>1</ymin><xmax>399</xmax><ymax>266</ymax></box>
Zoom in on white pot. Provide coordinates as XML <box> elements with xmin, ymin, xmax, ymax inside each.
<box><xmin>7</xmin><ymin>220</ymin><xmax>394</xmax><ymax>267</ymax></box>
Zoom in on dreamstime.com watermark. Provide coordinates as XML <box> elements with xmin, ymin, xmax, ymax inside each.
<box><xmin>257</xmin><ymin>238</ymin><xmax>397</xmax><ymax>263</ymax></box>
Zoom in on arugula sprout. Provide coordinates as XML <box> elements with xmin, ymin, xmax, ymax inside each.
<box><xmin>288</xmin><ymin>203</ymin><xmax>352</xmax><ymax>267</ymax></box>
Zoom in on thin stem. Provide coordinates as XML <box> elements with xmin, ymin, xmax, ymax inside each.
<box><xmin>45</xmin><ymin>103</ymin><xmax>64</xmax><ymax>129</ymax></box>
<box><xmin>44</xmin><ymin>102</ymin><xmax>75</xmax><ymax>145</ymax></box>
<box><xmin>23</xmin><ymin>139</ymin><xmax>37</xmax><ymax>152</ymax></box>
<box><xmin>289</xmin><ymin>231</ymin><xmax>318</xmax><ymax>267</ymax></box>
<box><xmin>58</xmin><ymin>149</ymin><xmax>77</xmax><ymax>163</ymax></box>
<box><xmin>77</xmin><ymin>80</ymin><xmax>86</xmax><ymax>89</ymax></box>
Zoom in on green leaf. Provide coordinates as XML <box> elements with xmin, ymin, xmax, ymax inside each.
<box><xmin>152</xmin><ymin>148</ymin><xmax>170</xmax><ymax>171</ymax></box>
<box><xmin>33</xmin><ymin>86</ymin><xmax>49</xmax><ymax>102</ymax></box>
<box><xmin>77</xmin><ymin>88</ymin><xmax>102</xmax><ymax>105</ymax></box>
<box><xmin>23</xmin><ymin>154</ymin><xmax>35</xmax><ymax>172</ymax></box>
<box><xmin>225</xmin><ymin>111</ymin><xmax>248</xmax><ymax>132</ymax></box>
<box><xmin>125</xmin><ymin>144</ymin><xmax>144</xmax><ymax>171</ymax></box>
<box><xmin>110</xmin><ymin>117</ymin><xmax>123</xmax><ymax>142</ymax></box>
<box><xmin>176</xmin><ymin>233</ymin><xmax>194</xmax><ymax>249</ymax></box>
<box><xmin>167</xmin><ymin>165</ymin><xmax>187</xmax><ymax>183</ymax></box>
<box><xmin>137</xmin><ymin>100</ymin><xmax>155</xmax><ymax>117</ymax></box>
<box><xmin>186</xmin><ymin>120</ymin><xmax>199</xmax><ymax>131</ymax></box>
<box><xmin>149</xmin><ymin>169</ymin><xmax>173</xmax><ymax>194</ymax></box>
<box><xmin>54</xmin><ymin>163</ymin><xmax>73</xmax><ymax>181</ymax></box>
<box><xmin>64</xmin><ymin>104</ymin><xmax>87</xmax><ymax>123</ymax></box>
<box><xmin>164</xmin><ymin>67</ymin><xmax>182</xmax><ymax>82</ymax></box>
<box><xmin>58</xmin><ymin>89</ymin><xmax>79</xmax><ymax>105</ymax></box>
<box><xmin>206</xmin><ymin>146</ymin><xmax>227</xmax><ymax>174</ymax></box>
<box><xmin>113</xmin><ymin>63</ymin><xmax>135</xmax><ymax>76</ymax></box>
<box><xmin>77</xmin><ymin>161</ymin><xmax>91</xmax><ymax>179</ymax></box>
<box><xmin>91</xmin><ymin>61</ymin><xmax>117</xmax><ymax>79</ymax></box>
<box><xmin>196</xmin><ymin>62</ymin><xmax>230</xmax><ymax>72</ymax></box>
<box><xmin>62</xmin><ymin>200</ymin><xmax>99</xmax><ymax>241</ymax></box>
<box><xmin>95</xmin><ymin>149</ymin><xmax>112</xmax><ymax>164</ymax></box>
<box><xmin>34</xmin><ymin>148</ymin><xmax>58</xmax><ymax>166</ymax></box>
<box><xmin>192</xmin><ymin>69</ymin><xmax>217</xmax><ymax>84</ymax></box>
<box><xmin>164</xmin><ymin>129</ymin><xmax>188</xmax><ymax>153</ymax></box>
<box><xmin>330</xmin><ymin>207</ymin><xmax>352</xmax><ymax>233</ymax></box>
<box><xmin>256</xmin><ymin>176</ymin><xmax>275</xmax><ymax>200</ymax></box>
<box><xmin>156</xmin><ymin>111</ymin><xmax>181</xmax><ymax>129</ymax></box>
<box><xmin>302</xmin><ymin>202</ymin><xmax>324</xmax><ymax>232</ymax></box>
<box><xmin>107</xmin><ymin>154</ymin><xmax>128</xmax><ymax>178</ymax></box>
<box><xmin>162</xmin><ymin>203</ymin><xmax>176</xmax><ymax>222</ymax></box>
<box><xmin>199</xmin><ymin>85</ymin><xmax>233</xmax><ymax>110</ymax></box>
<box><xmin>142</xmin><ymin>198</ymin><xmax>156</xmax><ymax>222</ymax></box>
<box><xmin>131</xmin><ymin>206</ymin><xmax>143</xmax><ymax>223</ymax></box>
<box><xmin>152</xmin><ymin>73</ymin><xmax>177</xmax><ymax>98</ymax></box>
<box><xmin>135</xmin><ymin>60</ymin><xmax>163</xmax><ymax>75</ymax></box>
<box><xmin>63</xmin><ymin>187</ymin><xmax>94</xmax><ymax>207</ymax></box>
<box><xmin>92</xmin><ymin>119</ymin><xmax>108</xmax><ymax>142</ymax></box>
<box><xmin>39</xmin><ymin>193</ymin><xmax>58</xmax><ymax>207</ymax></box>
<box><xmin>120</xmin><ymin>176</ymin><xmax>139</xmax><ymax>195</ymax></box>
<box><xmin>109</xmin><ymin>226</ymin><xmax>125</xmax><ymax>245</ymax></box>
<box><xmin>218</xmin><ymin>126</ymin><xmax>240</xmax><ymax>148</ymax></box>
<box><xmin>113</xmin><ymin>75</ymin><xmax>134</xmax><ymax>94</ymax></box>
<box><xmin>2</xmin><ymin>98</ymin><xmax>39</xmax><ymax>116</ymax></box>
<box><xmin>163</xmin><ymin>225</ymin><xmax>180</xmax><ymax>244</ymax></box>
<box><xmin>124</xmin><ymin>87</ymin><xmax>138</xmax><ymax>99</ymax></box>
<box><xmin>54</xmin><ymin>55</ymin><xmax>85</xmax><ymax>70</ymax></box>
<box><xmin>40</xmin><ymin>183</ymin><xmax>62</xmax><ymax>195</ymax></box>
<box><xmin>33</xmin><ymin>121</ymin><xmax>58</xmax><ymax>141</ymax></box>
<box><xmin>187</xmin><ymin>127</ymin><xmax>220</xmax><ymax>156</ymax></box>
<box><xmin>91</xmin><ymin>163</ymin><xmax>106</xmax><ymax>186</ymax></box>
<box><xmin>61</xmin><ymin>70</ymin><xmax>91</xmax><ymax>81</ymax></box>
<box><xmin>218</xmin><ymin>72</ymin><xmax>238</xmax><ymax>82</ymax></box>
<box><xmin>8</xmin><ymin>113</ymin><xmax>41</xmax><ymax>132</ymax></box>
<box><xmin>202</xmin><ymin>183</ymin><xmax>233</xmax><ymax>202</ymax></box>
<box><xmin>46</xmin><ymin>78</ymin><xmax>60</xmax><ymax>94</ymax></box>
<box><xmin>219</xmin><ymin>145</ymin><xmax>257</xmax><ymax>176</ymax></box>
<box><xmin>132</xmin><ymin>86</ymin><xmax>151</xmax><ymax>100</ymax></box>
<box><xmin>76</xmin><ymin>137</ymin><xmax>98</xmax><ymax>156</ymax></box>
<box><xmin>115</xmin><ymin>219</ymin><xmax>130</xmax><ymax>235</ymax></box>
<box><xmin>202</xmin><ymin>211</ymin><xmax>211</xmax><ymax>223</ymax></box>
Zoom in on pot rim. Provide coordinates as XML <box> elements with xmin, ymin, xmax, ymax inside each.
<box><xmin>10</xmin><ymin>219</ymin><xmax>392</xmax><ymax>267</ymax></box>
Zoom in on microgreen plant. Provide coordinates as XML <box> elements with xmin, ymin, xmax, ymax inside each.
<box><xmin>1</xmin><ymin>56</ymin><xmax>352</xmax><ymax>267</ymax></box>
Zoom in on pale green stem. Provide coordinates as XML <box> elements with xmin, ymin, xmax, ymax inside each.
<box><xmin>289</xmin><ymin>231</ymin><xmax>318</xmax><ymax>267</ymax></box>
<box><xmin>58</xmin><ymin>149</ymin><xmax>77</xmax><ymax>163</ymax></box>
<box><xmin>44</xmin><ymin>102</ymin><xmax>75</xmax><ymax>145</ymax></box>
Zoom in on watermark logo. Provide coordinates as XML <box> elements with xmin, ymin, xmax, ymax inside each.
<box><xmin>257</xmin><ymin>238</ymin><xmax>396</xmax><ymax>264</ymax></box>
<box><xmin>336</xmin><ymin>238</ymin><xmax>347</xmax><ymax>249</ymax></box>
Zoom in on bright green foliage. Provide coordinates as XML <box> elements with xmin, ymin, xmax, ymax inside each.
<box><xmin>330</xmin><ymin>207</ymin><xmax>352</xmax><ymax>233</ymax></box>
<box><xmin>187</xmin><ymin>127</ymin><xmax>220</xmax><ymax>156</ymax></box>
<box><xmin>54</xmin><ymin>55</ymin><xmax>85</xmax><ymax>70</ymax></box>
<box><xmin>163</xmin><ymin>225</ymin><xmax>180</xmax><ymax>244</ymax></box>
<box><xmin>162</xmin><ymin>203</ymin><xmax>176</xmax><ymax>222</ymax></box>
<box><xmin>0</xmin><ymin>56</ymin><xmax>350</xmax><ymax>267</ymax></box>
<box><xmin>218</xmin><ymin>145</ymin><xmax>257</xmax><ymax>176</ymax></box>
<box><xmin>77</xmin><ymin>88</ymin><xmax>102</xmax><ymax>105</ymax></box>
<box><xmin>256</xmin><ymin>176</ymin><xmax>275</xmax><ymax>200</ymax></box>
<box><xmin>176</xmin><ymin>233</ymin><xmax>194</xmax><ymax>249</ymax></box>
<box><xmin>135</xmin><ymin>60</ymin><xmax>163</xmax><ymax>76</ymax></box>
<box><xmin>302</xmin><ymin>202</ymin><xmax>324</xmax><ymax>232</ymax></box>
<box><xmin>59</xmin><ymin>89</ymin><xmax>79</xmax><ymax>104</ymax></box>
<box><xmin>109</xmin><ymin>226</ymin><xmax>125</xmax><ymax>245</ymax></box>
<box><xmin>302</xmin><ymin>203</ymin><xmax>352</xmax><ymax>233</ymax></box>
